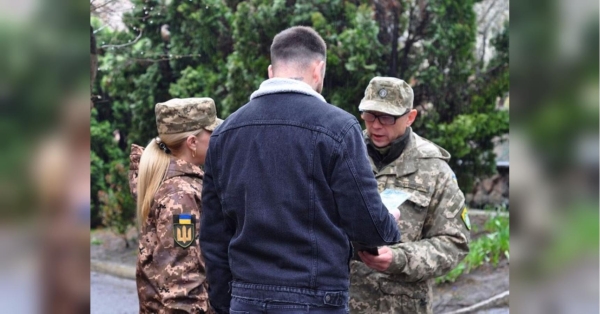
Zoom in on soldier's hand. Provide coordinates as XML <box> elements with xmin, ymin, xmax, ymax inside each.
<box><xmin>389</xmin><ymin>207</ymin><xmax>400</xmax><ymax>221</ymax></box>
<box><xmin>357</xmin><ymin>246</ymin><xmax>393</xmax><ymax>272</ymax></box>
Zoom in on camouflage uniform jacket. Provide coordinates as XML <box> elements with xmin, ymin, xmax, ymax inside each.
<box><xmin>129</xmin><ymin>144</ymin><xmax>212</xmax><ymax>314</ymax></box>
<box><xmin>349</xmin><ymin>131</ymin><xmax>470</xmax><ymax>314</ymax></box>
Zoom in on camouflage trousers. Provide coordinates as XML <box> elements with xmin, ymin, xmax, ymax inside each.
<box><xmin>139</xmin><ymin>305</ymin><xmax>214</xmax><ymax>314</ymax></box>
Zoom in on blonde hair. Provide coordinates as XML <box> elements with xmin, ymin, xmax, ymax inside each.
<box><xmin>136</xmin><ymin>129</ymin><xmax>204</xmax><ymax>227</ymax></box>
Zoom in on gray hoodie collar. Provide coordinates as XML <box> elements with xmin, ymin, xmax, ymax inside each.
<box><xmin>250</xmin><ymin>78</ymin><xmax>326</xmax><ymax>102</ymax></box>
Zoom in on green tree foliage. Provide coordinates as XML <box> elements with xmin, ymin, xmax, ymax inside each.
<box><xmin>98</xmin><ymin>161</ymin><xmax>136</xmax><ymax>247</ymax></box>
<box><xmin>91</xmin><ymin>0</ymin><xmax>508</xmax><ymax>229</ymax></box>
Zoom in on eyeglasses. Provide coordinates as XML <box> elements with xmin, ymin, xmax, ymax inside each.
<box><xmin>360</xmin><ymin>111</ymin><xmax>407</xmax><ymax>125</ymax></box>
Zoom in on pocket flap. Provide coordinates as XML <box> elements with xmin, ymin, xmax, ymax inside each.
<box><xmin>394</xmin><ymin>182</ymin><xmax>432</xmax><ymax>208</ymax></box>
<box><xmin>407</xmin><ymin>191</ymin><xmax>431</xmax><ymax>208</ymax></box>
<box><xmin>378</xmin><ymin>280</ymin><xmax>426</xmax><ymax>299</ymax></box>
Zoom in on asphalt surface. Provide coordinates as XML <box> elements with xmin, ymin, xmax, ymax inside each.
<box><xmin>477</xmin><ymin>308</ymin><xmax>509</xmax><ymax>314</ymax></box>
<box><xmin>89</xmin><ymin>270</ymin><xmax>510</xmax><ymax>314</ymax></box>
<box><xmin>91</xmin><ymin>271</ymin><xmax>138</xmax><ymax>314</ymax></box>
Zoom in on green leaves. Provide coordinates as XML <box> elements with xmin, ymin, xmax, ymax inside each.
<box><xmin>91</xmin><ymin>0</ymin><xmax>508</xmax><ymax>229</ymax></box>
<box><xmin>437</xmin><ymin>212</ymin><xmax>510</xmax><ymax>283</ymax></box>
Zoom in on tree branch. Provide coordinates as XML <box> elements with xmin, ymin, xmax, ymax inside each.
<box><xmin>389</xmin><ymin>0</ymin><xmax>400</xmax><ymax>77</ymax></box>
<box><xmin>112</xmin><ymin>54</ymin><xmax>203</xmax><ymax>70</ymax></box>
<box><xmin>397</xmin><ymin>3</ymin><xmax>416</xmax><ymax>78</ymax></box>
<box><xmin>479</xmin><ymin>30</ymin><xmax>487</xmax><ymax>71</ymax></box>
<box><xmin>399</xmin><ymin>0</ymin><xmax>429</xmax><ymax>78</ymax></box>
<box><xmin>130</xmin><ymin>54</ymin><xmax>202</xmax><ymax>63</ymax></box>
<box><xmin>411</xmin><ymin>0</ymin><xmax>430</xmax><ymax>42</ymax></box>
<box><xmin>90</xmin><ymin>0</ymin><xmax>123</xmax><ymax>13</ymax></box>
<box><xmin>101</xmin><ymin>30</ymin><xmax>143</xmax><ymax>49</ymax></box>
<box><xmin>477</xmin><ymin>6</ymin><xmax>503</xmax><ymax>71</ymax></box>
<box><xmin>477</xmin><ymin>0</ymin><xmax>498</xmax><ymax>26</ymax></box>
<box><xmin>93</xmin><ymin>24</ymin><xmax>110</xmax><ymax>34</ymax></box>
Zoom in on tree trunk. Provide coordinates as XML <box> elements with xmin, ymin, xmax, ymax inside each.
<box><xmin>90</xmin><ymin>25</ymin><xmax>98</xmax><ymax>93</ymax></box>
<box><xmin>389</xmin><ymin>2</ymin><xmax>399</xmax><ymax>77</ymax></box>
<box><xmin>123</xmin><ymin>235</ymin><xmax>130</xmax><ymax>249</ymax></box>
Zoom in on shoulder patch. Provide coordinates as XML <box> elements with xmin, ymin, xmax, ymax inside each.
<box><xmin>460</xmin><ymin>207</ymin><xmax>471</xmax><ymax>230</ymax></box>
<box><xmin>173</xmin><ymin>214</ymin><xmax>196</xmax><ymax>248</ymax></box>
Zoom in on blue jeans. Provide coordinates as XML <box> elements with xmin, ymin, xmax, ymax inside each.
<box><xmin>229</xmin><ymin>282</ymin><xmax>349</xmax><ymax>314</ymax></box>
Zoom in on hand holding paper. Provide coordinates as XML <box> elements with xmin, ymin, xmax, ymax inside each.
<box><xmin>353</xmin><ymin>189</ymin><xmax>410</xmax><ymax>255</ymax></box>
<box><xmin>389</xmin><ymin>207</ymin><xmax>400</xmax><ymax>221</ymax></box>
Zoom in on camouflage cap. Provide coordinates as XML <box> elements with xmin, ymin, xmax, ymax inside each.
<box><xmin>358</xmin><ymin>77</ymin><xmax>413</xmax><ymax>116</ymax></box>
<box><xmin>155</xmin><ymin>98</ymin><xmax>223</xmax><ymax>134</ymax></box>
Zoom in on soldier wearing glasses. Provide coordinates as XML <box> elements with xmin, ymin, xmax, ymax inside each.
<box><xmin>349</xmin><ymin>77</ymin><xmax>471</xmax><ymax>314</ymax></box>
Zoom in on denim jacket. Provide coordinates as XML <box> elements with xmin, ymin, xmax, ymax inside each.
<box><xmin>200</xmin><ymin>79</ymin><xmax>401</xmax><ymax>313</ymax></box>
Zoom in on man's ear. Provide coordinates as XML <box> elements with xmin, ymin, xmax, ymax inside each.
<box><xmin>312</xmin><ymin>60</ymin><xmax>325</xmax><ymax>83</ymax></box>
<box><xmin>268</xmin><ymin>65</ymin><xmax>274</xmax><ymax>79</ymax></box>
<box><xmin>407</xmin><ymin>109</ymin><xmax>419</xmax><ymax>126</ymax></box>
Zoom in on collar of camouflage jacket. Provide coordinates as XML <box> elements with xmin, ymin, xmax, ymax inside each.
<box><xmin>129</xmin><ymin>144</ymin><xmax>144</xmax><ymax>172</ymax></box>
<box><xmin>249</xmin><ymin>78</ymin><xmax>327</xmax><ymax>103</ymax></box>
<box><xmin>365</xmin><ymin>129</ymin><xmax>451</xmax><ymax>178</ymax></box>
<box><xmin>164</xmin><ymin>157</ymin><xmax>204</xmax><ymax>180</ymax></box>
<box><xmin>366</xmin><ymin>128</ymin><xmax>412</xmax><ymax>172</ymax></box>
<box><xmin>128</xmin><ymin>144</ymin><xmax>202</xmax><ymax>189</ymax></box>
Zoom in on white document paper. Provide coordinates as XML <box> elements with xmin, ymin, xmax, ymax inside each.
<box><xmin>380</xmin><ymin>188</ymin><xmax>411</xmax><ymax>213</ymax></box>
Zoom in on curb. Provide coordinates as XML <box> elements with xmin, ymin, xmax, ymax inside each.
<box><xmin>442</xmin><ymin>290</ymin><xmax>509</xmax><ymax>314</ymax></box>
<box><xmin>89</xmin><ymin>210</ymin><xmax>506</xmax><ymax>275</ymax></box>
<box><xmin>91</xmin><ymin>259</ymin><xmax>136</xmax><ymax>280</ymax></box>
<box><xmin>468</xmin><ymin>209</ymin><xmax>509</xmax><ymax>217</ymax></box>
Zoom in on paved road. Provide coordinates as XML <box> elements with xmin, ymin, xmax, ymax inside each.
<box><xmin>91</xmin><ymin>271</ymin><xmax>510</xmax><ymax>314</ymax></box>
<box><xmin>91</xmin><ymin>272</ymin><xmax>138</xmax><ymax>314</ymax></box>
<box><xmin>477</xmin><ymin>308</ymin><xmax>509</xmax><ymax>314</ymax></box>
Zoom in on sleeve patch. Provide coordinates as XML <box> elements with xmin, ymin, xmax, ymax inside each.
<box><xmin>173</xmin><ymin>214</ymin><xmax>196</xmax><ymax>248</ymax></box>
<box><xmin>461</xmin><ymin>207</ymin><xmax>471</xmax><ymax>230</ymax></box>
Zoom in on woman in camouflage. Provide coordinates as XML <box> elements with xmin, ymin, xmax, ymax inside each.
<box><xmin>129</xmin><ymin>98</ymin><xmax>222</xmax><ymax>314</ymax></box>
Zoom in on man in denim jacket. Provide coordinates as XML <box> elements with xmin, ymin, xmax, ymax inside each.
<box><xmin>200</xmin><ymin>27</ymin><xmax>401</xmax><ymax>314</ymax></box>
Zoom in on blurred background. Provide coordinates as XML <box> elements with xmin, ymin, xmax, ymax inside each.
<box><xmin>0</xmin><ymin>0</ymin><xmax>90</xmax><ymax>313</ymax></box>
<box><xmin>0</xmin><ymin>0</ymin><xmax>595</xmax><ymax>312</ymax></box>
<box><xmin>510</xmin><ymin>0</ymin><xmax>599</xmax><ymax>313</ymax></box>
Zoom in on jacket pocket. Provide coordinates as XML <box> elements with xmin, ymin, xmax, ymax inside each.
<box><xmin>394</xmin><ymin>182</ymin><xmax>432</xmax><ymax>208</ymax></box>
<box><xmin>393</xmin><ymin>183</ymin><xmax>432</xmax><ymax>242</ymax></box>
<box><xmin>378</xmin><ymin>281</ymin><xmax>429</xmax><ymax>314</ymax></box>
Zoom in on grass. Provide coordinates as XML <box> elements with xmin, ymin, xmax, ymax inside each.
<box><xmin>91</xmin><ymin>237</ymin><xmax>103</xmax><ymax>245</ymax></box>
<box><xmin>436</xmin><ymin>212</ymin><xmax>509</xmax><ymax>284</ymax></box>
<box><xmin>538</xmin><ymin>203</ymin><xmax>599</xmax><ymax>274</ymax></box>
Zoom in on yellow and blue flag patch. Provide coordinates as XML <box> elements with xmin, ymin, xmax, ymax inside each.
<box><xmin>461</xmin><ymin>207</ymin><xmax>471</xmax><ymax>230</ymax></box>
<box><xmin>178</xmin><ymin>214</ymin><xmax>192</xmax><ymax>224</ymax></box>
<box><xmin>173</xmin><ymin>214</ymin><xmax>196</xmax><ymax>248</ymax></box>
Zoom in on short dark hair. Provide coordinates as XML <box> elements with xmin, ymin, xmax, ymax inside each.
<box><xmin>270</xmin><ymin>26</ymin><xmax>327</xmax><ymax>68</ymax></box>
